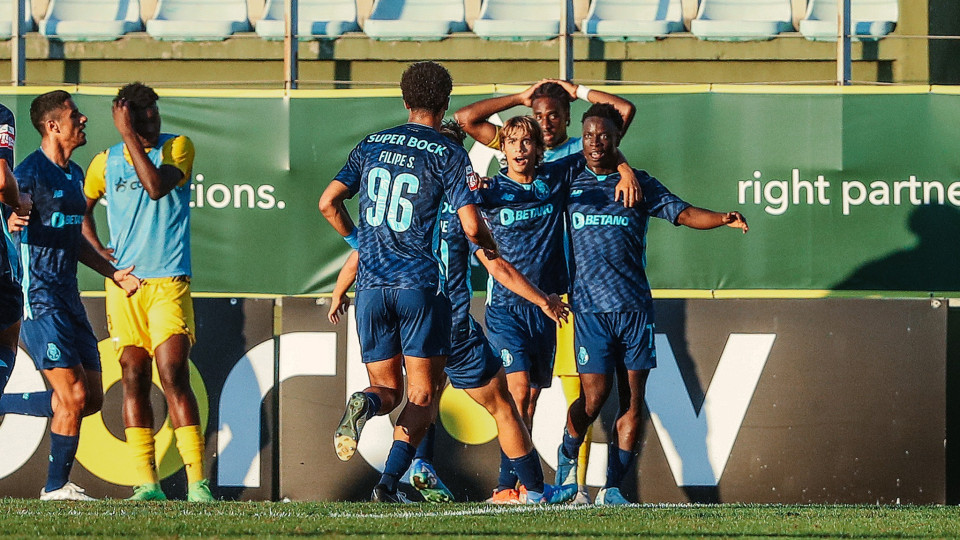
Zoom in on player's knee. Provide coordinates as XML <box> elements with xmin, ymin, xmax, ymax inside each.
<box><xmin>583</xmin><ymin>393</ymin><xmax>606</xmax><ymax>419</ymax></box>
<box><xmin>405</xmin><ymin>385</ymin><xmax>435</xmax><ymax>408</ymax></box>
<box><xmin>57</xmin><ymin>385</ymin><xmax>88</xmax><ymax>415</ymax></box>
<box><xmin>157</xmin><ymin>362</ymin><xmax>190</xmax><ymax>391</ymax></box>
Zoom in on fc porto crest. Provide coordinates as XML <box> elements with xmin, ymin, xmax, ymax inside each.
<box><xmin>577</xmin><ymin>347</ymin><xmax>589</xmax><ymax>366</ymax></box>
<box><xmin>533</xmin><ymin>179</ymin><xmax>549</xmax><ymax>200</ymax></box>
<box><xmin>46</xmin><ymin>342</ymin><xmax>62</xmax><ymax>362</ymax></box>
<box><xmin>500</xmin><ymin>348</ymin><xmax>514</xmax><ymax>368</ymax></box>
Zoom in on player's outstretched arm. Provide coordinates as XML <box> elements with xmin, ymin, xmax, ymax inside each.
<box><xmin>454</xmin><ymin>80</ymin><xmax>546</xmax><ymax>146</ymax></box>
<box><xmin>550</xmin><ymin>79</ymin><xmax>637</xmax><ymax>136</ymax></box>
<box><xmin>328</xmin><ymin>250</ymin><xmax>358</xmax><ymax>324</ymax></box>
<box><xmin>82</xmin><ymin>197</ymin><xmax>116</xmax><ymax>262</ymax></box>
<box><xmin>475</xmin><ymin>249</ymin><xmax>570</xmax><ymax>327</ymax></box>
<box><xmin>78</xmin><ymin>237</ymin><xmax>141</xmax><ymax>296</ymax></box>
<box><xmin>113</xmin><ymin>100</ymin><xmax>183</xmax><ymax>200</ymax></box>
<box><xmin>456</xmin><ymin>204</ymin><xmax>499</xmax><ymax>260</ymax></box>
<box><xmin>677</xmin><ymin>207</ymin><xmax>749</xmax><ymax>233</ymax></box>
<box><xmin>319</xmin><ymin>180</ymin><xmax>357</xmax><ymax>238</ymax></box>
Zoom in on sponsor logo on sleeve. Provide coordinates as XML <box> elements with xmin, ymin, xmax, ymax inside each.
<box><xmin>0</xmin><ymin>125</ymin><xmax>15</xmax><ymax>150</ymax></box>
<box><xmin>466</xmin><ymin>165</ymin><xmax>481</xmax><ymax>191</ymax></box>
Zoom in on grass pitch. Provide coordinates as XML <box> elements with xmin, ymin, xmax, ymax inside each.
<box><xmin>2</xmin><ymin>500</ymin><xmax>959</xmax><ymax>539</ymax></box>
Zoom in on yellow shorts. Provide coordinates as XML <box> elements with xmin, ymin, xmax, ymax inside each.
<box><xmin>553</xmin><ymin>295</ymin><xmax>578</xmax><ymax>377</ymax></box>
<box><xmin>105</xmin><ymin>276</ymin><xmax>196</xmax><ymax>356</ymax></box>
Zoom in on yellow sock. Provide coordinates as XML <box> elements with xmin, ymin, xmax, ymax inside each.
<box><xmin>125</xmin><ymin>427</ymin><xmax>159</xmax><ymax>486</ymax></box>
<box><xmin>174</xmin><ymin>425</ymin><xmax>206</xmax><ymax>484</ymax></box>
<box><xmin>577</xmin><ymin>424</ymin><xmax>593</xmax><ymax>486</ymax></box>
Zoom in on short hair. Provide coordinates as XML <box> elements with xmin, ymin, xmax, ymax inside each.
<box><xmin>30</xmin><ymin>90</ymin><xmax>72</xmax><ymax>135</ymax></box>
<box><xmin>114</xmin><ymin>82</ymin><xmax>159</xmax><ymax>113</ymax></box>
<box><xmin>499</xmin><ymin>115</ymin><xmax>545</xmax><ymax>165</ymax></box>
<box><xmin>582</xmin><ymin>103</ymin><xmax>624</xmax><ymax>133</ymax></box>
<box><xmin>439</xmin><ymin>119</ymin><xmax>466</xmax><ymax>147</ymax></box>
<box><xmin>400</xmin><ymin>62</ymin><xmax>453</xmax><ymax>114</ymax></box>
<box><xmin>530</xmin><ymin>82</ymin><xmax>573</xmax><ymax>117</ymax></box>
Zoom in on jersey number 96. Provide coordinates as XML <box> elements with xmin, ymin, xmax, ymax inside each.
<box><xmin>365</xmin><ymin>167</ymin><xmax>420</xmax><ymax>232</ymax></box>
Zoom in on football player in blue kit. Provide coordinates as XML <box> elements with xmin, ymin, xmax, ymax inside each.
<box><xmin>319</xmin><ymin>62</ymin><xmax>503</xmax><ymax>503</ymax></box>
<box><xmin>327</xmin><ymin>121</ymin><xmax>576</xmax><ymax>505</ymax></box>
<box><xmin>554</xmin><ymin>103</ymin><xmax>748</xmax><ymax>505</ymax></box>
<box><xmin>0</xmin><ymin>102</ymin><xmax>31</xmax><ymax>399</ymax></box>
<box><xmin>2</xmin><ymin>91</ymin><xmax>140</xmax><ymax>501</ymax></box>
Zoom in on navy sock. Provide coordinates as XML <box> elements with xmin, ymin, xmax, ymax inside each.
<box><xmin>510</xmin><ymin>450</ymin><xmax>545</xmax><ymax>494</ymax></box>
<box><xmin>364</xmin><ymin>393</ymin><xmax>382</xmax><ymax>420</ymax></box>
<box><xmin>46</xmin><ymin>432</ymin><xmax>79</xmax><ymax>492</ymax></box>
<box><xmin>497</xmin><ymin>450</ymin><xmax>518</xmax><ymax>491</ymax></box>
<box><xmin>415</xmin><ymin>423</ymin><xmax>436</xmax><ymax>461</ymax></box>
<box><xmin>0</xmin><ymin>347</ymin><xmax>14</xmax><ymax>393</ymax></box>
<box><xmin>0</xmin><ymin>390</ymin><xmax>54</xmax><ymax>417</ymax></box>
<box><xmin>604</xmin><ymin>443</ymin><xmax>636</xmax><ymax>489</ymax></box>
<box><xmin>561</xmin><ymin>428</ymin><xmax>583</xmax><ymax>460</ymax></box>
<box><xmin>379</xmin><ymin>440</ymin><xmax>416</xmax><ymax>492</ymax></box>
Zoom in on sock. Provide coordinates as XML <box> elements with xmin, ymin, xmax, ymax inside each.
<box><xmin>497</xmin><ymin>450</ymin><xmax>518</xmax><ymax>491</ymax></box>
<box><xmin>577</xmin><ymin>424</ymin><xmax>593</xmax><ymax>487</ymax></box>
<box><xmin>125</xmin><ymin>427</ymin><xmax>159</xmax><ymax>486</ymax></box>
<box><xmin>364</xmin><ymin>392</ymin><xmax>382</xmax><ymax>420</ymax></box>
<box><xmin>510</xmin><ymin>450</ymin><xmax>545</xmax><ymax>494</ymax></box>
<box><xmin>561</xmin><ymin>427</ymin><xmax>583</xmax><ymax>460</ymax></box>
<box><xmin>45</xmin><ymin>432</ymin><xmax>79</xmax><ymax>492</ymax></box>
<box><xmin>604</xmin><ymin>443</ymin><xmax>637</xmax><ymax>489</ymax></box>
<box><xmin>174</xmin><ymin>425</ymin><xmax>206</xmax><ymax>484</ymax></box>
<box><xmin>0</xmin><ymin>390</ymin><xmax>54</xmax><ymax>417</ymax></box>
<box><xmin>415</xmin><ymin>423</ymin><xmax>436</xmax><ymax>461</ymax></box>
<box><xmin>0</xmin><ymin>347</ymin><xmax>14</xmax><ymax>393</ymax></box>
<box><xmin>379</xmin><ymin>440</ymin><xmax>416</xmax><ymax>492</ymax></box>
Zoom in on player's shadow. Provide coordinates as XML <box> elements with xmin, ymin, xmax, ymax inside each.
<box><xmin>833</xmin><ymin>205</ymin><xmax>960</xmax><ymax>291</ymax></box>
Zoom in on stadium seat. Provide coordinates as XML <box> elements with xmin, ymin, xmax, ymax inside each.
<box><xmin>146</xmin><ymin>0</ymin><xmax>251</xmax><ymax>41</ymax></box>
<box><xmin>691</xmin><ymin>0</ymin><xmax>793</xmax><ymax>41</ymax></box>
<box><xmin>581</xmin><ymin>0</ymin><xmax>684</xmax><ymax>42</ymax></box>
<box><xmin>799</xmin><ymin>0</ymin><xmax>898</xmax><ymax>41</ymax></box>
<box><xmin>40</xmin><ymin>0</ymin><xmax>142</xmax><ymax>41</ymax></box>
<box><xmin>362</xmin><ymin>0</ymin><xmax>467</xmax><ymax>41</ymax></box>
<box><xmin>255</xmin><ymin>0</ymin><xmax>360</xmax><ymax>40</ymax></box>
<box><xmin>472</xmin><ymin>0</ymin><xmax>561</xmax><ymax>41</ymax></box>
<box><xmin>0</xmin><ymin>0</ymin><xmax>35</xmax><ymax>39</ymax></box>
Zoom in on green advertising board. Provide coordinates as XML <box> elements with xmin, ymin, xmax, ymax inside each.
<box><xmin>2</xmin><ymin>85</ymin><xmax>957</xmax><ymax>296</ymax></box>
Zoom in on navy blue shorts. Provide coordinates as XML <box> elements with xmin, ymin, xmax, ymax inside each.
<box><xmin>20</xmin><ymin>309</ymin><xmax>101</xmax><ymax>372</ymax></box>
<box><xmin>355</xmin><ymin>288</ymin><xmax>452</xmax><ymax>363</ymax></box>
<box><xmin>574</xmin><ymin>311</ymin><xmax>656</xmax><ymax>375</ymax></box>
<box><xmin>445</xmin><ymin>317</ymin><xmax>502</xmax><ymax>390</ymax></box>
<box><xmin>485</xmin><ymin>303</ymin><xmax>556</xmax><ymax>389</ymax></box>
<box><xmin>0</xmin><ymin>276</ymin><xmax>22</xmax><ymax>330</ymax></box>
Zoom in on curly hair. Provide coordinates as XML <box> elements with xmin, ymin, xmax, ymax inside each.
<box><xmin>530</xmin><ymin>82</ymin><xmax>573</xmax><ymax>117</ymax></box>
<box><xmin>499</xmin><ymin>115</ymin><xmax>545</xmax><ymax>166</ymax></box>
<box><xmin>439</xmin><ymin>119</ymin><xmax>466</xmax><ymax>147</ymax></box>
<box><xmin>582</xmin><ymin>102</ymin><xmax>624</xmax><ymax>133</ymax></box>
<box><xmin>114</xmin><ymin>82</ymin><xmax>159</xmax><ymax>112</ymax></box>
<box><xmin>30</xmin><ymin>90</ymin><xmax>72</xmax><ymax>135</ymax></box>
<box><xmin>400</xmin><ymin>62</ymin><xmax>453</xmax><ymax>114</ymax></box>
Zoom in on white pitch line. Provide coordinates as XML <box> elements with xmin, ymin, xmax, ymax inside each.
<box><xmin>329</xmin><ymin>503</ymin><xmax>636</xmax><ymax>519</ymax></box>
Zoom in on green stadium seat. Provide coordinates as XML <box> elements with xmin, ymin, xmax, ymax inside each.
<box><xmin>255</xmin><ymin>0</ymin><xmax>360</xmax><ymax>40</ymax></box>
<box><xmin>40</xmin><ymin>0</ymin><xmax>142</xmax><ymax>41</ymax></box>
<box><xmin>472</xmin><ymin>0</ymin><xmax>561</xmax><ymax>41</ymax></box>
<box><xmin>146</xmin><ymin>0</ymin><xmax>251</xmax><ymax>41</ymax></box>
<box><xmin>799</xmin><ymin>0</ymin><xmax>897</xmax><ymax>41</ymax></box>
<box><xmin>582</xmin><ymin>0</ymin><xmax>684</xmax><ymax>42</ymax></box>
<box><xmin>362</xmin><ymin>0</ymin><xmax>467</xmax><ymax>41</ymax></box>
<box><xmin>691</xmin><ymin>0</ymin><xmax>793</xmax><ymax>41</ymax></box>
<box><xmin>0</xmin><ymin>0</ymin><xmax>35</xmax><ymax>39</ymax></box>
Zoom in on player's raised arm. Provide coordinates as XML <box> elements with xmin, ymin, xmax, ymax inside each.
<box><xmin>677</xmin><ymin>207</ymin><xmax>749</xmax><ymax>233</ymax></box>
<box><xmin>550</xmin><ymin>79</ymin><xmax>636</xmax><ymax>137</ymax></box>
<box><xmin>454</xmin><ymin>81</ymin><xmax>546</xmax><ymax>146</ymax></box>
<box><xmin>112</xmin><ymin>99</ymin><xmax>185</xmax><ymax>201</ymax></box>
<box><xmin>319</xmin><ymin>180</ymin><xmax>357</xmax><ymax>238</ymax></box>
<box><xmin>328</xmin><ymin>250</ymin><xmax>358</xmax><ymax>324</ymax></box>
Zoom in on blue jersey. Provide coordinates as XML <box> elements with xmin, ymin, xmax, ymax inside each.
<box><xmin>0</xmin><ymin>105</ymin><xmax>18</xmax><ymax>291</ymax></box>
<box><xmin>567</xmin><ymin>167</ymin><xmax>690</xmax><ymax>313</ymax></box>
<box><xmin>14</xmin><ymin>149</ymin><xmax>88</xmax><ymax>319</ymax></box>
<box><xmin>477</xmin><ymin>154</ymin><xmax>584</xmax><ymax>306</ymax></box>
<box><xmin>335</xmin><ymin>123</ymin><xmax>481</xmax><ymax>292</ymax></box>
<box><xmin>544</xmin><ymin>136</ymin><xmax>582</xmax><ymax>163</ymax></box>
<box><xmin>438</xmin><ymin>200</ymin><xmax>473</xmax><ymax>328</ymax></box>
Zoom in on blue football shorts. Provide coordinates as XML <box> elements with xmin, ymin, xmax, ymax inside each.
<box><xmin>355</xmin><ymin>288</ymin><xmax>452</xmax><ymax>363</ymax></box>
<box><xmin>21</xmin><ymin>308</ymin><xmax>101</xmax><ymax>372</ymax></box>
<box><xmin>445</xmin><ymin>317</ymin><xmax>502</xmax><ymax>390</ymax></box>
<box><xmin>574</xmin><ymin>311</ymin><xmax>656</xmax><ymax>375</ymax></box>
<box><xmin>484</xmin><ymin>303</ymin><xmax>556</xmax><ymax>389</ymax></box>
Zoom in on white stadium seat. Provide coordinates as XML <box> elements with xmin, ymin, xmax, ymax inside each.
<box><xmin>472</xmin><ymin>0</ymin><xmax>560</xmax><ymax>41</ymax></box>
<box><xmin>146</xmin><ymin>0</ymin><xmax>251</xmax><ymax>41</ymax></box>
<box><xmin>582</xmin><ymin>0</ymin><xmax>684</xmax><ymax>42</ymax></box>
<box><xmin>40</xmin><ymin>0</ymin><xmax>142</xmax><ymax>41</ymax></box>
<box><xmin>256</xmin><ymin>0</ymin><xmax>360</xmax><ymax>40</ymax></box>
<box><xmin>799</xmin><ymin>0</ymin><xmax>898</xmax><ymax>41</ymax></box>
<box><xmin>363</xmin><ymin>0</ymin><xmax>467</xmax><ymax>41</ymax></box>
<box><xmin>691</xmin><ymin>0</ymin><xmax>793</xmax><ymax>41</ymax></box>
<box><xmin>0</xmin><ymin>0</ymin><xmax>35</xmax><ymax>39</ymax></box>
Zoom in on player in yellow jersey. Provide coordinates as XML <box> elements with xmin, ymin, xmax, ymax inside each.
<box><xmin>81</xmin><ymin>83</ymin><xmax>212</xmax><ymax>502</ymax></box>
